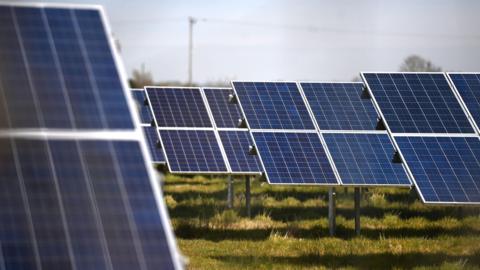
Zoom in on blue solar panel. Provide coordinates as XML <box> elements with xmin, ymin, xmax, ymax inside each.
<box><xmin>143</xmin><ymin>127</ymin><xmax>165</xmax><ymax>163</ymax></box>
<box><xmin>362</xmin><ymin>73</ymin><xmax>474</xmax><ymax>134</ymax></box>
<box><xmin>0</xmin><ymin>4</ymin><xmax>179</xmax><ymax>269</ymax></box>
<box><xmin>132</xmin><ymin>89</ymin><xmax>152</xmax><ymax>124</ymax></box>
<box><xmin>396</xmin><ymin>136</ymin><xmax>480</xmax><ymax>203</ymax></box>
<box><xmin>146</xmin><ymin>87</ymin><xmax>212</xmax><ymax>128</ymax></box>
<box><xmin>232</xmin><ymin>82</ymin><xmax>315</xmax><ymax>130</ymax></box>
<box><xmin>252</xmin><ymin>132</ymin><xmax>338</xmax><ymax>184</ymax></box>
<box><xmin>447</xmin><ymin>73</ymin><xmax>480</xmax><ymax>133</ymax></box>
<box><xmin>203</xmin><ymin>88</ymin><xmax>243</xmax><ymax>128</ymax></box>
<box><xmin>0</xmin><ymin>139</ymin><xmax>177</xmax><ymax>269</ymax></box>
<box><xmin>323</xmin><ymin>133</ymin><xmax>410</xmax><ymax>185</ymax></box>
<box><xmin>0</xmin><ymin>6</ymin><xmax>134</xmax><ymax>129</ymax></box>
<box><xmin>160</xmin><ymin>129</ymin><xmax>227</xmax><ymax>173</ymax></box>
<box><xmin>301</xmin><ymin>82</ymin><xmax>378</xmax><ymax>130</ymax></box>
<box><xmin>218</xmin><ymin>130</ymin><xmax>262</xmax><ymax>173</ymax></box>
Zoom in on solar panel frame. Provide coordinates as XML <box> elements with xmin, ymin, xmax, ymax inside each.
<box><xmin>144</xmin><ymin>86</ymin><xmax>231</xmax><ymax>174</ymax></box>
<box><xmin>299</xmin><ymin>81</ymin><xmax>379</xmax><ymax>131</ymax></box>
<box><xmin>231</xmin><ymin>81</ymin><xmax>317</xmax><ymax>130</ymax></box>
<box><xmin>360</xmin><ymin>72</ymin><xmax>477</xmax><ymax>135</ymax></box>
<box><xmin>446</xmin><ymin>72</ymin><xmax>480</xmax><ymax>135</ymax></box>
<box><xmin>144</xmin><ymin>86</ymin><xmax>213</xmax><ymax>128</ymax></box>
<box><xmin>322</xmin><ymin>131</ymin><xmax>412</xmax><ymax>187</ymax></box>
<box><xmin>362</xmin><ymin>72</ymin><xmax>480</xmax><ymax>204</ymax></box>
<box><xmin>0</xmin><ymin>2</ymin><xmax>183</xmax><ymax>268</ymax></box>
<box><xmin>393</xmin><ymin>134</ymin><xmax>480</xmax><ymax>205</ymax></box>
<box><xmin>230</xmin><ymin>81</ymin><xmax>341</xmax><ymax>185</ymax></box>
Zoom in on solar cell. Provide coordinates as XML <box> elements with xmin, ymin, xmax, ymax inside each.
<box><xmin>447</xmin><ymin>73</ymin><xmax>480</xmax><ymax>134</ymax></box>
<box><xmin>252</xmin><ymin>131</ymin><xmax>338</xmax><ymax>184</ymax></box>
<box><xmin>396</xmin><ymin>136</ymin><xmax>480</xmax><ymax>204</ymax></box>
<box><xmin>323</xmin><ymin>133</ymin><xmax>410</xmax><ymax>185</ymax></box>
<box><xmin>146</xmin><ymin>87</ymin><xmax>212</xmax><ymax>128</ymax></box>
<box><xmin>203</xmin><ymin>88</ymin><xmax>243</xmax><ymax>128</ymax></box>
<box><xmin>232</xmin><ymin>82</ymin><xmax>315</xmax><ymax>130</ymax></box>
<box><xmin>132</xmin><ymin>89</ymin><xmax>152</xmax><ymax>124</ymax></box>
<box><xmin>362</xmin><ymin>73</ymin><xmax>474</xmax><ymax>134</ymax></box>
<box><xmin>0</xmin><ymin>3</ymin><xmax>180</xmax><ymax>269</ymax></box>
<box><xmin>218</xmin><ymin>130</ymin><xmax>262</xmax><ymax>174</ymax></box>
<box><xmin>143</xmin><ymin>126</ymin><xmax>165</xmax><ymax>163</ymax></box>
<box><xmin>301</xmin><ymin>82</ymin><xmax>378</xmax><ymax>130</ymax></box>
<box><xmin>160</xmin><ymin>129</ymin><xmax>228</xmax><ymax>173</ymax></box>
<box><xmin>0</xmin><ymin>6</ymin><xmax>134</xmax><ymax>130</ymax></box>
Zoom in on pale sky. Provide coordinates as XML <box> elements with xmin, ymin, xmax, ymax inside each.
<box><xmin>16</xmin><ymin>0</ymin><xmax>480</xmax><ymax>84</ymax></box>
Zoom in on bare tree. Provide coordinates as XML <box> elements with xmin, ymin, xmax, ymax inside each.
<box><xmin>399</xmin><ymin>55</ymin><xmax>442</xmax><ymax>72</ymax></box>
<box><xmin>131</xmin><ymin>64</ymin><xmax>154</xmax><ymax>88</ymax></box>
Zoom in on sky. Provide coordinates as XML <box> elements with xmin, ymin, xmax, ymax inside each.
<box><xmin>15</xmin><ymin>0</ymin><xmax>480</xmax><ymax>84</ymax></box>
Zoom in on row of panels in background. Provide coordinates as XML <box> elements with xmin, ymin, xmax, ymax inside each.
<box><xmin>131</xmin><ymin>72</ymin><xmax>480</xmax><ymax>205</ymax></box>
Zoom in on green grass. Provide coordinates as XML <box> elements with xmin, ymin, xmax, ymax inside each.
<box><xmin>163</xmin><ymin>175</ymin><xmax>480</xmax><ymax>269</ymax></box>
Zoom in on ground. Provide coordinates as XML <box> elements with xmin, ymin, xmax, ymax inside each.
<box><xmin>162</xmin><ymin>175</ymin><xmax>480</xmax><ymax>270</ymax></box>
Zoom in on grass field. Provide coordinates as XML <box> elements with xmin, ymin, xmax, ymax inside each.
<box><xmin>162</xmin><ymin>174</ymin><xmax>480</xmax><ymax>270</ymax></box>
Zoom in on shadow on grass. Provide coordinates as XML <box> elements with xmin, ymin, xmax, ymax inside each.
<box><xmin>210</xmin><ymin>252</ymin><xmax>480</xmax><ymax>269</ymax></box>
<box><xmin>175</xmin><ymin>223</ymin><xmax>480</xmax><ymax>241</ymax></box>
<box><xmin>169</xmin><ymin>204</ymin><xmax>480</xmax><ymax>222</ymax></box>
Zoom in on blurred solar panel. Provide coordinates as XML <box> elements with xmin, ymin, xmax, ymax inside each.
<box><xmin>0</xmin><ymin>6</ymin><xmax>134</xmax><ymax>129</ymax></box>
<box><xmin>132</xmin><ymin>89</ymin><xmax>152</xmax><ymax>124</ymax></box>
<box><xmin>146</xmin><ymin>87</ymin><xmax>212</xmax><ymax>128</ymax></box>
<box><xmin>203</xmin><ymin>88</ymin><xmax>243</xmax><ymax>128</ymax></box>
<box><xmin>323</xmin><ymin>133</ymin><xmax>410</xmax><ymax>186</ymax></box>
<box><xmin>447</xmin><ymin>73</ymin><xmax>480</xmax><ymax>133</ymax></box>
<box><xmin>143</xmin><ymin>126</ymin><xmax>165</xmax><ymax>163</ymax></box>
<box><xmin>232</xmin><ymin>82</ymin><xmax>315</xmax><ymax>130</ymax></box>
<box><xmin>0</xmin><ymin>4</ymin><xmax>180</xmax><ymax>269</ymax></box>
<box><xmin>218</xmin><ymin>130</ymin><xmax>262</xmax><ymax>174</ymax></box>
<box><xmin>362</xmin><ymin>73</ymin><xmax>474</xmax><ymax>134</ymax></box>
<box><xmin>160</xmin><ymin>130</ymin><xmax>228</xmax><ymax>173</ymax></box>
<box><xmin>301</xmin><ymin>82</ymin><xmax>378</xmax><ymax>130</ymax></box>
<box><xmin>252</xmin><ymin>131</ymin><xmax>338</xmax><ymax>184</ymax></box>
<box><xmin>396</xmin><ymin>136</ymin><xmax>480</xmax><ymax>204</ymax></box>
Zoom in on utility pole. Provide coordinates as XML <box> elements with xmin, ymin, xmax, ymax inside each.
<box><xmin>188</xmin><ymin>16</ymin><xmax>197</xmax><ymax>86</ymax></box>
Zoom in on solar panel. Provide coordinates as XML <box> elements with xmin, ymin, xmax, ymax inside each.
<box><xmin>0</xmin><ymin>3</ymin><xmax>180</xmax><ymax>269</ymax></box>
<box><xmin>447</xmin><ymin>73</ymin><xmax>480</xmax><ymax>134</ymax></box>
<box><xmin>143</xmin><ymin>126</ymin><xmax>165</xmax><ymax>163</ymax></box>
<box><xmin>0</xmin><ymin>6</ymin><xmax>134</xmax><ymax>130</ymax></box>
<box><xmin>132</xmin><ymin>89</ymin><xmax>152</xmax><ymax>124</ymax></box>
<box><xmin>252</xmin><ymin>131</ymin><xmax>338</xmax><ymax>184</ymax></box>
<box><xmin>218</xmin><ymin>130</ymin><xmax>262</xmax><ymax>174</ymax></box>
<box><xmin>159</xmin><ymin>129</ymin><xmax>228</xmax><ymax>173</ymax></box>
<box><xmin>146</xmin><ymin>87</ymin><xmax>212</xmax><ymax>128</ymax></box>
<box><xmin>203</xmin><ymin>88</ymin><xmax>244</xmax><ymax>128</ymax></box>
<box><xmin>323</xmin><ymin>133</ymin><xmax>410</xmax><ymax>186</ymax></box>
<box><xmin>301</xmin><ymin>82</ymin><xmax>378</xmax><ymax>130</ymax></box>
<box><xmin>232</xmin><ymin>82</ymin><xmax>315</xmax><ymax>130</ymax></box>
<box><xmin>396</xmin><ymin>136</ymin><xmax>480</xmax><ymax>204</ymax></box>
<box><xmin>362</xmin><ymin>73</ymin><xmax>474</xmax><ymax>134</ymax></box>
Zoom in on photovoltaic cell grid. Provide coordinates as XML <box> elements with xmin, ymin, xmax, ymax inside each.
<box><xmin>0</xmin><ymin>6</ymin><xmax>133</xmax><ymax>130</ymax></box>
<box><xmin>447</xmin><ymin>73</ymin><xmax>480</xmax><ymax>133</ymax></box>
<box><xmin>232</xmin><ymin>82</ymin><xmax>315</xmax><ymax>130</ymax></box>
<box><xmin>362</xmin><ymin>73</ymin><xmax>474</xmax><ymax>134</ymax></box>
<box><xmin>146</xmin><ymin>87</ymin><xmax>212</xmax><ymax>128</ymax></box>
<box><xmin>323</xmin><ymin>133</ymin><xmax>410</xmax><ymax>186</ymax></box>
<box><xmin>159</xmin><ymin>130</ymin><xmax>227</xmax><ymax>173</ymax></box>
<box><xmin>218</xmin><ymin>130</ymin><xmax>262</xmax><ymax>173</ymax></box>
<box><xmin>132</xmin><ymin>89</ymin><xmax>152</xmax><ymax>124</ymax></box>
<box><xmin>396</xmin><ymin>136</ymin><xmax>480</xmax><ymax>203</ymax></box>
<box><xmin>203</xmin><ymin>88</ymin><xmax>243</xmax><ymax>128</ymax></box>
<box><xmin>0</xmin><ymin>4</ymin><xmax>179</xmax><ymax>269</ymax></box>
<box><xmin>301</xmin><ymin>82</ymin><xmax>378</xmax><ymax>130</ymax></box>
<box><xmin>252</xmin><ymin>132</ymin><xmax>337</xmax><ymax>184</ymax></box>
<box><xmin>143</xmin><ymin>126</ymin><xmax>165</xmax><ymax>163</ymax></box>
